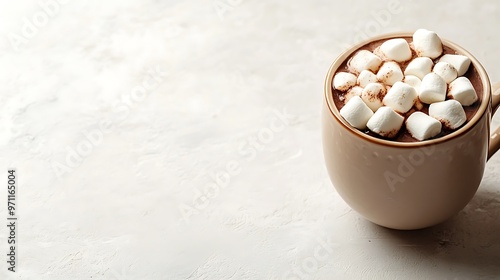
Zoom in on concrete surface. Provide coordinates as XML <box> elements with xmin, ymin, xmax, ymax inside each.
<box><xmin>0</xmin><ymin>0</ymin><xmax>499</xmax><ymax>279</ymax></box>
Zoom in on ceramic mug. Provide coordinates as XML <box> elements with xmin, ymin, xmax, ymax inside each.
<box><xmin>322</xmin><ymin>32</ymin><xmax>500</xmax><ymax>230</ymax></box>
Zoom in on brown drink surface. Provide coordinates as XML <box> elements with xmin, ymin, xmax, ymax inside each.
<box><xmin>332</xmin><ymin>37</ymin><xmax>483</xmax><ymax>142</ymax></box>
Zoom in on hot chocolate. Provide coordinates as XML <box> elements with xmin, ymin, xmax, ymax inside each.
<box><xmin>331</xmin><ymin>30</ymin><xmax>483</xmax><ymax>142</ymax></box>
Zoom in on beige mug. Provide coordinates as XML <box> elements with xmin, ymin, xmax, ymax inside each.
<box><xmin>322</xmin><ymin>32</ymin><xmax>500</xmax><ymax>230</ymax></box>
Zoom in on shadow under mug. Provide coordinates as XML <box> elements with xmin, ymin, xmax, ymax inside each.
<box><xmin>322</xmin><ymin>32</ymin><xmax>500</xmax><ymax>230</ymax></box>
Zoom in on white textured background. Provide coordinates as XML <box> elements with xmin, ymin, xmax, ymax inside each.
<box><xmin>1</xmin><ymin>0</ymin><xmax>500</xmax><ymax>279</ymax></box>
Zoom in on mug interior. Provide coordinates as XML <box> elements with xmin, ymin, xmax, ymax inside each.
<box><xmin>324</xmin><ymin>32</ymin><xmax>491</xmax><ymax>147</ymax></box>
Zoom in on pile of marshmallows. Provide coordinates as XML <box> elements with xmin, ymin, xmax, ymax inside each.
<box><xmin>333</xmin><ymin>29</ymin><xmax>478</xmax><ymax>141</ymax></box>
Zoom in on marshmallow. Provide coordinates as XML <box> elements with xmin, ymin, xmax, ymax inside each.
<box><xmin>429</xmin><ymin>100</ymin><xmax>467</xmax><ymax>129</ymax></box>
<box><xmin>433</xmin><ymin>62</ymin><xmax>458</xmax><ymax>83</ymax></box>
<box><xmin>406</xmin><ymin>112</ymin><xmax>442</xmax><ymax>140</ymax></box>
<box><xmin>403</xmin><ymin>75</ymin><xmax>421</xmax><ymax>93</ymax></box>
<box><xmin>348</xmin><ymin>50</ymin><xmax>383</xmax><ymax>74</ymax></box>
<box><xmin>448</xmin><ymin>77</ymin><xmax>478</xmax><ymax>106</ymax></box>
<box><xmin>412</xmin><ymin>29</ymin><xmax>443</xmax><ymax>59</ymax></box>
<box><xmin>383</xmin><ymin>81</ymin><xmax>418</xmax><ymax>113</ymax></box>
<box><xmin>357</xmin><ymin>70</ymin><xmax>378</xmax><ymax>87</ymax></box>
<box><xmin>439</xmin><ymin>54</ymin><xmax>471</xmax><ymax>76</ymax></box>
<box><xmin>419</xmin><ymin>73</ymin><xmax>447</xmax><ymax>104</ymax></box>
<box><xmin>377</xmin><ymin>61</ymin><xmax>404</xmax><ymax>86</ymax></box>
<box><xmin>414</xmin><ymin>98</ymin><xmax>424</xmax><ymax>110</ymax></box>
<box><xmin>379</xmin><ymin>38</ymin><xmax>412</xmax><ymax>62</ymax></box>
<box><xmin>404</xmin><ymin>57</ymin><xmax>433</xmax><ymax>79</ymax></box>
<box><xmin>344</xmin><ymin>86</ymin><xmax>363</xmax><ymax>103</ymax></box>
<box><xmin>339</xmin><ymin>96</ymin><xmax>374</xmax><ymax>129</ymax></box>
<box><xmin>367</xmin><ymin>106</ymin><xmax>404</xmax><ymax>138</ymax></box>
<box><xmin>333</xmin><ymin>72</ymin><xmax>357</xmax><ymax>92</ymax></box>
<box><xmin>361</xmin><ymin>83</ymin><xmax>386</xmax><ymax>111</ymax></box>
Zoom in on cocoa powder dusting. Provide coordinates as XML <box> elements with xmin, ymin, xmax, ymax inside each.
<box><xmin>332</xmin><ymin>37</ymin><xmax>483</xmax><ymax>142</ymax></box>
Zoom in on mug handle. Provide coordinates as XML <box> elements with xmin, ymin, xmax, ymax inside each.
<box><xmin>487</xmin><ymin>82</ymin><xmax>500</xmax><ymax>159</ymax></box>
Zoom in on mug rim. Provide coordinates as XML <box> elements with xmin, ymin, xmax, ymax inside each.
<box><xmin>324</xmin><ymin>32</ymin><xmax>491</xmax><ymax>148</ymax></box>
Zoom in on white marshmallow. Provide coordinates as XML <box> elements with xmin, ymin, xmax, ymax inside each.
<box><xmin>361</xmin><ymin>83</ymin><xmax>386</xmax><ymax>112</ymax></box>
<box><xmin>404</xmin><ymin>57</ymin><xmax>433</xmax><ymax>79</ymax></box>
<box><xmin>377</xmin><ymin>61</ymin><xmax>404</xmax><ymax>86</ymax></box>
<box><xmin>344</xmin><ymin>86</ymin><xmax>363</xmax><ymax>103</ymax></box>
<box><xmin>357</xmin><ymin>70</ymin><xmax>378</xmax><ymax>87</ymax></box>
<box><xmin>439</xmin><ymin>54</ymin><xmax>471</xmax><ymax>76</ymax></box>
<box><xmin>419</xmin><ymin>73</ymin><xmax>447</xmax><ymax>104</ymax></box>
<box><xmin>412</xmin><ymin>29</ymin><xmax>443</xmax><ymax>59</ymax></box>
<box><xmin>433</xmin><ymin>62</ymin><xmax>458</xmax><ymax>83</ymax></box>
<box><xmin>429</xmin><ymin>100</ymin><xmax>467</xmax><ymax>129</ymax></box>
<box><xmin>403</xmin><ymin>75</ymin><xmax>421</xmax><ymax>93</ymax></box>
<box><xmin>367</xmin><ymin>106</ymin><xmax>404</xmax><ymax>138</ymax></box>
<box><xmin>339</xmin><ymin>96</ymin><xmax>374</xmax><ymax>129</ymax></box>
<box><xmin>383</xmin><ymin>81</ymin><xmax>418</xmax><ymax>113</ymax></box>
<box><xmin>348</xmin><ymin>50</ymin><xmax>383</xmax><ymax>74</ymax></box>
<box><xmin>379</xmin><ymin>38</ymin><xmax>412</xmax><ymax>62</ymax></box>
<box><xmin>448</xmin><ymin>77</ymin><xmax>478</xmax><ymax>106</ymax></box>
<box><xmin>406</xmin><ymin>112</ymin><xmax>442</xmax><ymax>140</ymax></box>
<box><xmin>333</xmin><ymin>72</ymin><xmax>357</xmax><ymax>92</ymax></box>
